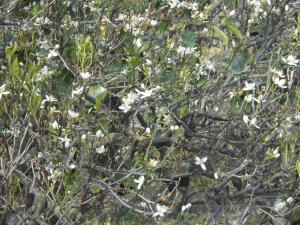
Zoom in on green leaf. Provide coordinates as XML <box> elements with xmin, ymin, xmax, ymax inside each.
<box><xmin>230</xmin><ymin>52</ymin><xmax>248</xmax><ymax>73</ymax></box>
<box><xmin>196</xmin><ymin>77</ymin><xmax>208</xmax><ymax>88</ymax></box>
<box><xmin>113</xmin><ymin>173</ymin><xmax>135</xmax><ymax>189</ymax></box>
<box><xmin>88</xmin><ymin>85</ymin><xmax>108</xmax><ymax>101</ymax></box>
<box><xmin>244</xmin><ymin>216</ymin><xmax>263</xmax><ymax>225</ymax></box>
<box><xmin>108</xmin><ymin>62</ymin><xmax>125</xmax><ymax>73</ymax></box>
<box><xmin>54</xmin><ymin>70</ymin><xmax>72</xmax><ymax>95</ymax></box>
<box><xmin>178</xmin><ymin>104</ymin><xmax>188</xmax><ymax>118</ymax></box>
<box><xmin>31</xmin><ymin>93</ymin><xmax>41</xmax><ymax>112</ymax></box>
<box><xmin>5</xmin><ymin>41</ymin><xmax>18</xmax><ymax>63</ymax></box>
<box><xmin>181</xmin><ymin>31</ymin><xmax>197</xmax><ymax>47</ymax></box>
<box><xmin>212</xmin><ymin>26</ymin><xmax>228</xmax><ymax>47</ymax></box>
<box><xmin>296</xmin><ymin>160</ymin><xmax>300</xmax><ymax>176</ymax></box>
<box><xmin>292</xmin><ymin>207</ymin><xmax>300</xmax><ymax>223</ymax></box>
<box><xmin>229</xmin><ymin>95</ymin><xmax>243</xmax><ymax>114</ymax></box>
<box><xmin>227</xmin><ymin>22</ymin><xmax>243</xmax><ymax>40</ymax></box>
<box><xmin>160</xmin><ymin>67</ymin><xmax>174</xmax><ymax>82</ymax></box>
<box><xmin>90</xmin><ymin>184</ymin><xmax>101</xmax><ymax>194</ymax></box>
<box><xmin>10</xmin><ymin>57</ymin><xmax>20</xmax><ymax>78</ymax></box>
<box><xmin>122</xmin><ymin>176</ymin><xmax>136</xmax><ymax>189</ymax></box>
<box><xmin>86</xmin><ymin>85</ymin><xmax>108</xmax><ymax>107</ymax></box>
<box><xmin>157</xmin><ymin>21</ymin><xmax>168</xmax><ymax>35</ymax></box>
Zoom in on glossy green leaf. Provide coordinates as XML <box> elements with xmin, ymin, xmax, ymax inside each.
<box><xmin>86</xmin><ymin>85</ymin><xmax>108</xmax><ymax>107</ymax></box>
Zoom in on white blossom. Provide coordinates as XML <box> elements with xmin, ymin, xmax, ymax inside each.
<box><xmin>149</xmin><ymin>20</ymin><xmax>158</xmax><ymax>26</ymax></box>
<box><xmin>119</xmin><ymin>103</ymin><xmax>132</xmax><ymax>113</ymax></box>
<box><xmin>35</xmin><ymin>16</ymin><xmax>51</xmax><ymax>25</ymax></box>
<box><xmin>153</xmin><ymin>204</ymin><xmax>170</xmax><ymax>217</ymax></box>
<box><xmin>273</xmin><ymin>148</ymin><xmax>280</xmax><ymax>158</ymax></box>
<box><xmin>134</xmin><ymin>175</ymin><xmax>145</xmax><ymax>190</ymax></box>
<box><xmin>47</xmin><ymin>49</ymin><xmax>59</xmax><ymax>59</ymax></box>
<box><xmin>35</xmin><ymin>66</ymin><xmax>52</xmax><ymax>82</ymax></box>
<box><xmin>72</xmin><ymin>86</ymin><xmax>84</xmax><ymax>97</ymax></box>
<box><xmin>243</xmin><ymin>115</ymin><xmax>260</xmax><ymax>129</ymax></box>
<box><xmin>81</xmin><ymin>134</ymin><xmax>87</xmax><ymax>141</ymax></box>
<box><xmin>248</xmin><ymin>0</ymin><xmax>263</xmax><ymax>16</ymax></box>
<box><xmin>204</xmin><ymin>60</ymin><xmax>216</xmax><ymax>72</ymax></box>
<box><xmin>277</xmin><ymin>79</ymin><xmax>287</xmax><ymax>89</ymax></box>
<box><xmin>181</xmin><ymin>203</ymin><xmax>192</xmax><ymax>212</ymax></box>
<box><xmin>250</xmin><ymin>118</ymin><xmax>259</xmax><ymax>128</ymax></box>
<box><xmin>51</xmin><ymin>120</ymin><xmax>59</xmax><ymax>129</ymax></box>
<box><xmin>47</xmin><ymin>164</ymin><xmax>62</xmax><ymax>180</ymax></box>
<box><xmin>95</xmin><ymin>145</ymin><xmax>106</xmax><ymax>154</ymax></box>
<box><xmin>0</xmin><ymin>84</ymin><xmax>10</xmax><ymax>100</ymax></box>
<box><xmin>270</xmin><ymin>68</ymin><xmax>285</xmax><ymax>78</ymax></box>
<box><xmin>140</xmin><ymin>202</ymin><xmax>147</xmax><ymax>207</ymax></box>
<box><xmin>135</xmin><ymin>86</ymin><xmax>160</xmax><ymax>99</ymax></box>
<box><xmin>38</xmin><ymin>40</ymin><xmax>49</xmax><ymax>49</ymax></box>
<box><xmin>214</xmin><ymin>172</ymin><xmax>219</xmax><ymax>180</ymax></box>
<box><xmin>285</xmin><ymin>4</ymin><xmax>289</xmax><ymax>11</ymax></box>
<box><xmin>146</xmin><ymin>127</ymin><xmax>151</xmax><ymax>134</ymax></box>
<box><xmin>119</xmin><ymin>92</ymin><xmax>138</xmax><ymax>113</ymax></box>
<box><xmin>124</xmin><ymin>92</ymin><xmax>138</xmax><ymax>105</ymax></box>
<box><xmin>149</xmin><ymin>159</ymin><xmax>159</xmax><ymax>167</ymax></box>
<box><xmin>273</xmin><ymin>197</ymin><xmax>293</xmax><ymax>213</ymax></box>
<box><xmin>273</xmin><ymin>77</ymin><xmax>287</xmax><ymax>89</ymax></box>
<box><xmin>134</xmin><ymin>38</ymin><xmax>143</xmax><ymax>48</ymax></box>
<box><xmin>170</xmin><ymin>125</ymin><xmax>179</xmax><ymax>131</ymax></box>
<box><xmin>96</xmin><ymin>130</ymin><xmax>104</xmax><ymax>138</ymax></box>
<box><xmin>229</xmin><ymin>10</ymin><xmax>236</xmax><ymax>16</ymax></box>
<box><xmin>145</xmin><ymin>59</ymin><xmax>152</xmax><ymax>65</ymax></box>
<box><xmin>168</xmin><ymin>0</ymin><xmax>180</xmax><ymax>9</ymax></box>
<box><xmin>242</xmin><ymin>81</ymin><xmax>255</xmax><ymax>91</ymax></box>
<box><xmin>59</xmin><ymin>137</ymin><xmax>72</xmax><ymax>149</ymax></box>
<box><xmin>68</xmin><ymin>110</ymin><xmax>79</xmax><ymax>118</ymax></box>
<box><xmin>282</xmin><ymin>55</ymin><xmax>299</xmax><ymax>66</ymax></box>
<box><xmin>80</xmin><ymin>71</ymin><xmax>92</xmax><ymax>79</ymax></box>
<box><xmin>244</xmin><ymin>94</ymin><xmax>253</xmax><ymax>103</ymax></box>
<box><xmin>243</xmin><ymin>115</ymin><xmax>250</xmax><ymax>124</ymax></box>
<box><xmin>40</xmin><ymin>95</ymin><xmax>57</xmax><ymax>109</ymax></box>
<box><xmin>68</xmin><ymin>164</ymin><xmax>76</xmax><ymax>169</ymax></box>
<box><xmin>116</xmin><ymin>13</ymin><xmax>127</xmax><ymax>21</ymax></box>
<box><xmin>253</xmin><ymin>94</ymin><xmax>265</xmax><ymax>104</ymax></box>
<box><xmin>177</xmin><ymin>46</ymin><xmax>196</xmax><ymax>55</ymax></box>
<box><xmin>195</xmin><ymin>156</ymin><xmax>208</xmax><ymax>170</ymax></box>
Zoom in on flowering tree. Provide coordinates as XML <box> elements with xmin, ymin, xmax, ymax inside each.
<box><xmin>0</xmin><ymin>0</ymin><xmax>300</xmax><ymax>224</ymax></box>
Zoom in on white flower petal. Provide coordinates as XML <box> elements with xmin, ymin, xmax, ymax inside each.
<box><xmin>200</xmin><ymin>163</ymin><xmax>207</xmax><ymax>171</ymax></box>
<box><xmin>243</xmin><ymin>115</ymin><xmax>250</xmax><ymax>124</ymax></box>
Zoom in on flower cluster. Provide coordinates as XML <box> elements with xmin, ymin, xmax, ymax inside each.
<box><xmin>119</xmin><ymin>85</ymin><xmax>160</xmax><ymax>113</ymax></box>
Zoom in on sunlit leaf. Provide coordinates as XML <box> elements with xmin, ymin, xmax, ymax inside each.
<box><xmin>212</xmin><ymin>26</ymin><xmax>228</xmax><ymax>47</ymax></box>
<box><xmin>227</xmin><ymin>22</ymin><xmax>243</xmax><ymax>40</ymax></box>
